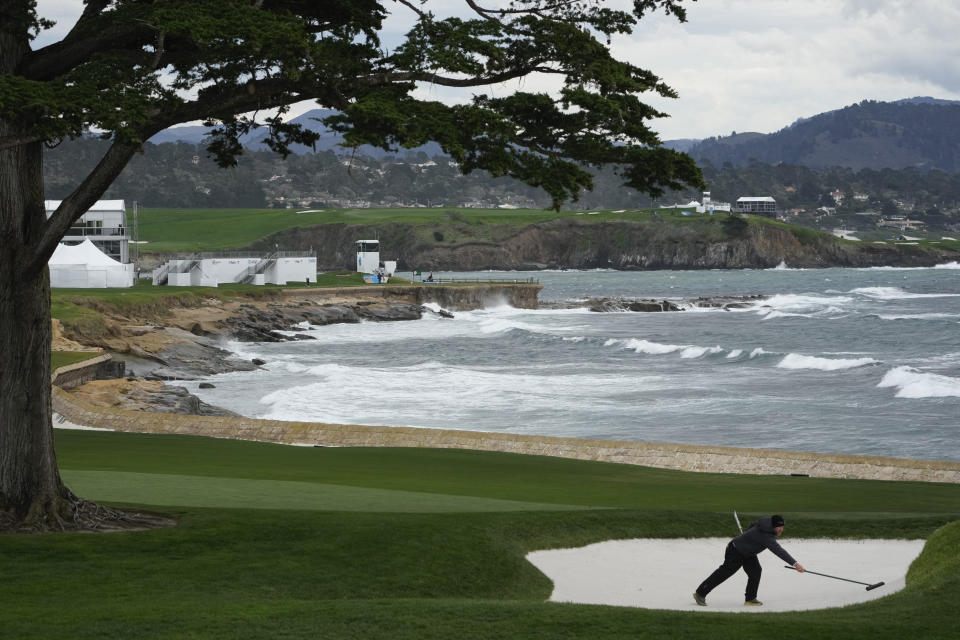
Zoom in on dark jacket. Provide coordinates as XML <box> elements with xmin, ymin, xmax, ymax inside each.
<box><xmin>731</xmin><ymin>517</ymin><xmax>797</xmax><ymax>565</ymax></box>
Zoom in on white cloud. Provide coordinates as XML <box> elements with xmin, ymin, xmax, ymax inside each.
<box><xmin>620</xmin><ymin>0</ymin><xmax>960</xmax><ymax>138</ymax></box>
<box><xmin>32</xmin><ymin>1</ymin><xmax>960</xmax><ymax>141</ymax></box>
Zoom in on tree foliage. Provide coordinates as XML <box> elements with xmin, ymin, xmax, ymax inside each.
<box><xmin>1</xmin><ymin>0</ymin><xmax>702</xmax><ymax>531</ymax></box>
<box><xmin>3</xmin><ymin>0</ymin><xmax>702</xmax><ymax>217</ymax></box>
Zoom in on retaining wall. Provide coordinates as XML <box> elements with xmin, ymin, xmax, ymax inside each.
<box><xmin>52</xmin><ymin>386</ymin><xmax>960</xmax><ymax>484</ymax></box>
<box><xmin>51</xmin><ymin>354</ymin><xmax>125</xmax><ymax>389</ymax></box>
<box><xmin>280</xmin><ymin>283</ymin><xmax>542</xmax><ymax>310</ymax></box>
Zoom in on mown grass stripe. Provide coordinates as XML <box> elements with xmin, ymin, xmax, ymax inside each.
<box><xmin>61</xmin><ymin>470</ymin><xmax>599</xmax><ymax>513</ymax></box>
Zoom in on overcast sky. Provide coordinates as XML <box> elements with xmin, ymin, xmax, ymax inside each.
<box><xmin>33</xmin><ymin>1</ymin><xmax>960</xmax><ymax>141</ymax></box>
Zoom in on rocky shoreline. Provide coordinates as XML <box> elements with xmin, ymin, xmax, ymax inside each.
<box><xmin>57</xmin><ymin>290</ymin><xmax>767</xmax><ymax>416</ymax></box>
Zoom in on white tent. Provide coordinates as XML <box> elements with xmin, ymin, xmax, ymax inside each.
<box><xmin>49</xmin><ymin>239</ymin><xmax>134</xmax><ymax>288</ymax></box>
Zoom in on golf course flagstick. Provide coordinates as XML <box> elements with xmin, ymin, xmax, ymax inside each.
<box><xmin>784</xmin><ymin>566</ymin><xmax>885</xmax><ymax>591</ymax></box>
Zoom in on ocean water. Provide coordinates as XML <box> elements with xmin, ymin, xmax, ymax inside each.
<box><xmin>175</xmin><ymin>263</ymin><xmax>960</xmax><ymax>462</ymax></box>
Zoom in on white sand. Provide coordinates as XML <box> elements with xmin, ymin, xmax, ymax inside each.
<box><xmin>527</xmin><ymin>538</ymin><xmax>924</xmax><ymax>613</ymax></box>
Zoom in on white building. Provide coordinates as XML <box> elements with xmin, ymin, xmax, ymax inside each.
<box><xmin>355</xmin><ymin>240</ymin><xmax>397</xmax><ymax>278</ymax></box>
<box><xmin>45</xmin><ymin>199</ymin><xmax>134</xmax><ymax>288</ymax></box>
<box><xmin>696</xmin><ymin>192</ymin><xmax>731</xmax><ymax>214</ymax></box>
<box><xmin>356</xmin><ymin>239</ymin><xmax>380</xmax><ymax>274</ymax></box>
<box><xmin>45</xmin><ymin>199</ymin><xmax>130</xmax><ymax>263</ymax></box>
<box><xmin>152</xmin><ymin>252</ymin><xmax>316</xmax><ymax>287</ymax></box>
<box><xmin>735</xmin><ymin>196</ymin><xmax>777</xmax><ymax>216</ymax></box>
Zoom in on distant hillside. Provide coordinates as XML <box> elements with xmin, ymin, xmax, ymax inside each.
<box><xmin>660</xmin><ymin>138</ymin><xmax>701</xmax><ymax>153</ymax></box>
<box><xmin>687</xmin><ymin>99</ymin><xmax>960</xmax><ymax>172</ymax></box>
<box><xmin>148</xmin><ymin>108</ymin><xmax>442</xmax><ymax>158</ymax></box>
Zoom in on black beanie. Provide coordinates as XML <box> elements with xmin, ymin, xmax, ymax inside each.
<box><xmin>771</xmin><ymin>514</ymin><xmax>785</xmax><ymax>528</ymax></box>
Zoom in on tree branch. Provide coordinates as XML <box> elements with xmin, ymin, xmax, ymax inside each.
<box><xmin>21</xmin><ymin>22</ymin><xmax>154</xmax><ymax>80</ymax></box>
<box><xmin>358</xmin><ymin>65</ymin><xmax>562</xmax><ymax>88</ymax></box>
<box><xmin>28</xmin><ymin>138</ymin><xmax>143</xmax><ymax>272</ymax></box>
<box><xmin>394</xmin><ymin>0</ymin><xmax>428</xmax><ymax>19</ymax></box>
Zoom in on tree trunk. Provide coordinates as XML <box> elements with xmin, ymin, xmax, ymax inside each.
<box><xmin>0</xmin><ymin>255</ymin><xmax>76</xmax><ymax>530</ymax></box>
<box><xmin>0</xmin><ymin>126</ymin><xmax>172</xmax><ymax>533</ymax></box>
<box><xmin>0</xmin><ymin>117</ymin><xmax>78</xmax><ymax>530</ymax></box>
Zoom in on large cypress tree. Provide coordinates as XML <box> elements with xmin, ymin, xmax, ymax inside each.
<box><xmin>0</xmin><ymin>0</ymin><xmax>702</xmax><ymax>532</ymax></box>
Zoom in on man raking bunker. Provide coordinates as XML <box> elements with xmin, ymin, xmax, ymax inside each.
<box><xmin>693</xmin><ymin>514</ymin><xmax>805</xmax><ymax>607</ymax></box>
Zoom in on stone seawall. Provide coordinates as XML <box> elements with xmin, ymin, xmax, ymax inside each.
<box><xmin>51</xmin><ymin>355</ymin><xmax>125</xmax><ymax>389</ymax></box>
<box><xmin>279</xmin><ymin>282</ymin><xmax>542</xmax><ymax>310</ymax></box>
<box><xmin>52</xmin><ymin>386</ymin><xmax>960</xmax><ymax>484</ymax></box>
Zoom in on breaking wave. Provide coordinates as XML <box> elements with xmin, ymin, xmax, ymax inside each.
<box><xmin>877</xmin><ymin>367</ymin><xmax>960</xmax><ymax>398</ymax></box>
<box><xmin>777</xmin><ymin>353</ymin><xmax>879</xmax><ymax>371</ymax></box>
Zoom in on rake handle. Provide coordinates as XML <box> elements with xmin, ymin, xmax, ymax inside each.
<box><xmin>783</xmin><ymin>565</ymin><xmax>884</xmax><ymax>590</ymax></box>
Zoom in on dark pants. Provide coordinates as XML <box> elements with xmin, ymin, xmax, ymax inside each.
<box><xmin>696</xmin><ymin>542</ymin><xmax>762</xmax><ymax>601</ymax></box>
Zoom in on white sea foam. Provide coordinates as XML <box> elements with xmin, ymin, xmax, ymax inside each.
<box><xmin>850</xmin><ymin>286</ymin><xmax>960</xmax><ymax>300</ymax></box>
<box><xmin>755</xmin><ymin>293</ymin><xmax>853</xmax><ymax>315</ymax></box>
<box><xmin>761</xmin><ymin>310</ymin><xmax>807</xmax><ymax>320</ymax></box>
<box><xmin>618</xmin><ymin>339</ymin><xmax>685</xmax><ymax>355</ymax></box>
<box><xmin>934</xmin><ymin>261</ymin><xmax>960</xmax><ymax>269</ymax></box>
<box><xmin>877</xmin><ymin>366</ymin><xmax>960</xmax><ymax>398</ymax></box>
<box><xmin>749</xmin><ymin>348</ymin><xmax>769</xmax><ymax>358</ymax></box>
<box><xmin>680</xmin><ymin>345</ymin><xmax>723</xmax><ymax>359</ymax></box>
<box><xmin>875</xmin><ymin>313</ymin><xmax>960</xmax><ymax>321</ymax></box>
<box><xmin>726</xmin><ymin>349</ymin><xmax>743</xmax><ymax>359</ymax></box>
<box><xmin>777</xmin><ymin>353</ymin><xmax>878</xmax><ymax>371</ymax></box>
<box><xmin>255</xmin><ymin>361</ymin><xmax>668</xmax><ymax>424</ymax></box>
<box><xmin>609</xmin><ymin>338</ymin><xmax>725</xmax><ymax>359</ymax></box>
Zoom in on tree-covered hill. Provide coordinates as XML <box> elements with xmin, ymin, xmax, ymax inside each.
<box><xmin>687</xmin><ymin>99</ymin><xmax>960</xmax><ymax>172</ymax></box>
<box><xmin>44</xmin><ymin>136</ymin><xmax>960</xmax><ymax>231</ymax></box>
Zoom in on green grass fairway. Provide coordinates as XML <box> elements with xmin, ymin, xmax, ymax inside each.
<box><xmin>136</xmin><ymin>207</ymin><xmax>562</xmax><ymax>252</ymax></box>
<box><xmin>1</xmin><ymin>429</ymin><xmax>957</xmax><ymax>639</ymax></box>
<box><xmin>61</xmin><ymin>470</ymin><xmax>598</xmax><ymax>513</ymax></box>
<box><xmin>135</xmin><ymin>206</ymin><xmax>740</xmax><ymax>253</ymax></box>
<box><xmin>50</xmin><ymin>350</ymin><xmax>102</xmax><ymax>372</ymax></box>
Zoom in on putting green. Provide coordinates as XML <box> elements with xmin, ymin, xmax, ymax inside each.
<box><xmin>61</xmin><ymin>470</ymin><xmax>600</xmax><ymax>513</ymax></box>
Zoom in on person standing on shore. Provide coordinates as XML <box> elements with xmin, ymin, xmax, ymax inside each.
<box><xmin>693</xmin><ymin>514</ymin><xmax>805</xmax><ymax>607</ymax></box>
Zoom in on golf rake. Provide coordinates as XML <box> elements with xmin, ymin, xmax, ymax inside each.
<box><xmin>784</xmin><ymin>565</ymin><xmax>885</xmax><ymax>591</ymax></box>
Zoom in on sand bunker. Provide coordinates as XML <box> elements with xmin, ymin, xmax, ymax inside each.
<box><xmin>527</xmin><ymin>538</ymin><xmax>923</xmax><ymax>612</ymax></box>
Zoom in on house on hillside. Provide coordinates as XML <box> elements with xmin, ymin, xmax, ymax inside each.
<box><xmin>735</xmin><ymin>196</ymin><xmax>777</xmax><ymax>216</ymax></box>
<box><xmin>878</xmin><ymin>217</ymin><xmax>925</xmax><ymax>232</ymax></box>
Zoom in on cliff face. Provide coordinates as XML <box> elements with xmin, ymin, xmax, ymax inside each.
<box><xmin>252</xmin><ymin>220</ymin><xmax>958</xmax><ymax>271</ymax></box>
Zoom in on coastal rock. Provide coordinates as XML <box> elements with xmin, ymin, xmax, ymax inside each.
<box><xmin>223</xmin><ymin>301</ymin><xmax>419</xmax><ymax>341</ymax></box>
<box><xmin>298</xmin><ymin>305</ymin><xmax>361</xmax><ymax>325</ymax></box>
<box><xmin>353</xmin><ymin>303</ymin><xmax>423</xmax><ymax>322</ymax></box>
<box><xmin>689</xmin><ymin>295</ymin><xmax>765</xmax><ymax>310</ymax></box>
<box><xmin>126</xmin><ymin>385</ymin><xmax>239</xmax><ymax>416</ymax></box>
<box><xmin>585</xmin><ymin>295</ymin><xmax>765</xmax><ymax>313</ymax></box>
<box><xmin>588</xmin><ymin>298</ymin><xmax>682</xmax><ymax>313</ymax></box>
<box><xmin>143</xmin><ymin>341</ymin><xmax>258</xmax><ymax>380</ymax></box>
<box><xmin>65</xmin><ymin>378</ymin><xmax>238</xmax><ymax>417</ymax></box>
